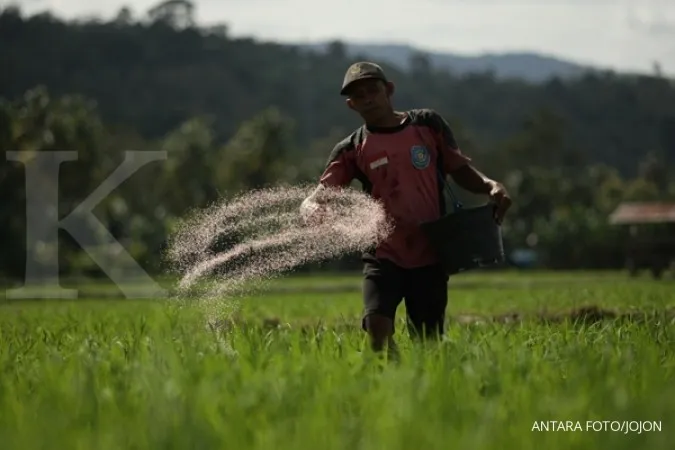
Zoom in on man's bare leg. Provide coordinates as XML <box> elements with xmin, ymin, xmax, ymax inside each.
<box><xmin>365</xmin><ymin>314</ymin><xmax>399</xmax><ymax>362</ymax></box>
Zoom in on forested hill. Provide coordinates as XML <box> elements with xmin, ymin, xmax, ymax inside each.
<box><xmin>300</xmin><ymin>43</ymin><xmax>590</xmax><ymax>83</ymax></box>
<box><xmin>1</xmin><ymin>4</ymin><xmax>675</xmax><ymax>176</ymax></box>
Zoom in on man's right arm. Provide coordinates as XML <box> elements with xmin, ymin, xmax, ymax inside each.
<box><xmin>301</xmin><ymin>140</ymin><xmax>357</xmax><ymax>220</ymax></box>
<box><xmin>319</xmin><ymin>140</ymin><xmax>357</xmax><ymax>188</ymax></box>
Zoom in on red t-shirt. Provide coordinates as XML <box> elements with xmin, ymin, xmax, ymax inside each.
<box><xmin>319</xmin><ymin>108</ymin><xmax>471</xmax><ymax>269</ymax></box>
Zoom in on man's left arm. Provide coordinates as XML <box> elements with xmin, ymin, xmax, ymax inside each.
<box><xmin>430</xmin><ymin>110</ymin><xmax>512</xmax><ymax>222</ymax></box>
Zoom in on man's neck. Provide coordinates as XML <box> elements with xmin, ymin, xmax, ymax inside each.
<box><xmin>365</xmin><ymin>110</ymin><xmax>406</xmax><ymax>129</ymax></box>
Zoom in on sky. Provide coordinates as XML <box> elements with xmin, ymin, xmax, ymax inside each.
<box><xmin>6</xmin><ymin>0</ymin><xmax>675</xmax><ymax>76</ymax></box>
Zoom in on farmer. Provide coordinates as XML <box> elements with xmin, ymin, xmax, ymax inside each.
<box><xmin>301</xmin><ymin>61</ymin><xmax>512</xmax><ymax>358</ymax></box>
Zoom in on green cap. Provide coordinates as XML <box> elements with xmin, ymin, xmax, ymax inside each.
<box><xmin>340</xmin><ymin>61</ymin><xmax>388</xmax><ymax>96</ymax></box>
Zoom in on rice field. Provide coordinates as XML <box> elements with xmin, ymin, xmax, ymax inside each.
<box><xmin>1</xmin><ymin>270</ymin><xmax>673</xmax><ymax>450</ymax></box>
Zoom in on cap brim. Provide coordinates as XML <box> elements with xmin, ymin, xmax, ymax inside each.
<box><xmin>340</xmin><ymin>76</ymin><xmax>382</xmax><ymax>96</ymax></box>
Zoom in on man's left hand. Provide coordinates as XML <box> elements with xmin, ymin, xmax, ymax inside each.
<box><xmin>488</xmin><ymin>181</ymin><xmax>512</xmax><ymax>225</ymax></box>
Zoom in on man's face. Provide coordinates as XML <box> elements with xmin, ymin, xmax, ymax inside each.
<box><xmin>345</xmin><ymin>79</ymin><xmax>392</xmax><ymax>122</ymax></box>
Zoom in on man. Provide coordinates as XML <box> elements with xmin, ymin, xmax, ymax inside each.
<box><xmin>301</xmin><ymin>61</ymin><xmax>512</xmax><ymax>358</ymax></box>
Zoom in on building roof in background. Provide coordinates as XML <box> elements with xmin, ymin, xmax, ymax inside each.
<box><xmin>608</xmin><ymin>202</ymin><xmax>675</xmax><ymax>225</ymax></box>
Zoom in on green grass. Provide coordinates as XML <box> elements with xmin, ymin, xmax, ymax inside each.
<box><xmin>1</xmin><ymin>271</ymin><xmax>674</xmax><ymax>449</ymax></box>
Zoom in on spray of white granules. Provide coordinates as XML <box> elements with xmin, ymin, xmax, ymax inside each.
<box><xmin>163</xmin><ymin>184</ymin><xmax>393</xmax><ymax>323</ymax></box>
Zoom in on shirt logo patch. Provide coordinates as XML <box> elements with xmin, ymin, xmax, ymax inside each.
<box><xmin>369</xmin><ymin>156</ymin><xmax>388</xmax><ymax>169</ymax></box>
<box><xmin>410</xmin><ymin>145</ymin><xmax>430</xmax><ymax>169</ymax></box>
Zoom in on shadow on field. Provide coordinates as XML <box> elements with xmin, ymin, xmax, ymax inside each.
<box><xmin>453</xmin><ymin>305</ymin><xmax>675</xmax><ymax>326</ymax></box>
<box><xmin>209</xmin><ymin>305</ymin><xmax>675</xmax><ymax>334</ymax></box>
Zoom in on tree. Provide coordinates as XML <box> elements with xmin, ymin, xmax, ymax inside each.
<box><xmin>638</xmin><ymin>150</ymin><xmax>668</xmax><ymax>193</ymax></box>
<box><xmin>0</xmin><ymin>87</ymin><xmax>116</xmax><ymax>277</ymax></box>
<box><xmin>114</xmin><ymin>6</ymin><xmax>134</xmax><ymax>26</ymax></box>
<box><xmin>216</xmin><ymin>107</ymin><xmax>300</xmax><ymax>193</ymax></box>
<box><xmin>159</xmin><ymin>116</ymin><xmax>220</xmax><ymax>216</ymax></box>
<box><xmin>147</xmin><ymin>0</ymin><xmax>195</xmax><ymax>29</ymax></box>
<box><xmin>327</xmin><ymin>41</ymin><xmax>347</xmax><ymax>59</ymax></box>
<box><xmin>409</xmin><ymin>52</ymin><xmax>432</xmax><ymax>76</ymax></box>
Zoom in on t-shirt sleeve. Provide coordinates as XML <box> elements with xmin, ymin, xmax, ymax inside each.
<box><xmin>426</xmin><ymin>110</ymin><xmax>472</xmax><ymax>173</ymax></box>
<box><xmin>319</xmin><ymin>140</ymin><xmax>357</xmax><ymax>187</ymax></box>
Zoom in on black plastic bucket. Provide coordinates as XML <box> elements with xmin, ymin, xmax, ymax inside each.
<box><xmin>420</xmin><ymin>203</ymin><xmax>506</xmax><ymax>275</ymax></box>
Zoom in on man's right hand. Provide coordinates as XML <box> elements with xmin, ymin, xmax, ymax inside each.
<box><xmin>300</xmin><ymin>198</ymin><xmax>328</xmax><ymax>226</ymax></box>
<box><xmin>300</xmin><ymin>184</ymin><xmax>331</xmax><ymax>226</ymax></box>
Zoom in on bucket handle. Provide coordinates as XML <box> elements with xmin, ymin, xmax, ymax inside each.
<box><xmin>436</xmin><ymin>167</ymin><xmax>463</xmax><ymax>212</ymax></box>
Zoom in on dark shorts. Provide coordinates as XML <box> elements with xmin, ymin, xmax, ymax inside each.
<box><xmin>361</xmin><ymin>254</ymin><xmax>449</xmax><ymax>338</ymax></box>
